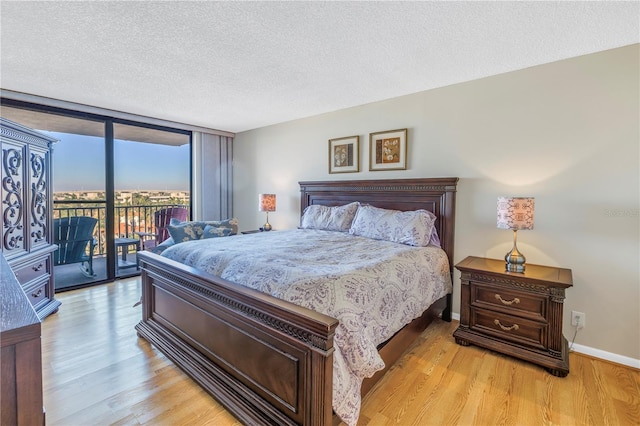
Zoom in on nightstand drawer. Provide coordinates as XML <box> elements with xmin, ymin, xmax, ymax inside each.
<box><xmin>472</xmin><ymin>283</ymin><xmax>547</xmax><ymax>321</ymax></box>
<box><xmin>13</xmin><ymin>256</ymin><xmax>50</xmax><ymax>285</ymax></box>
<box><xmin>471</xmin><ymin>308</ymin><xmax>546</xmax><ymax>350</ymax></box>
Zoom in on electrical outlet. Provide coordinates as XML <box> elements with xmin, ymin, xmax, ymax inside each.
<box><xmin>571</xmin><ymin>311</ymin><xmax>586</xmax><ymax>329</ymax></box>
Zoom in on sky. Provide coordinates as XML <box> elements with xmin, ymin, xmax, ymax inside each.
<box><xmin>46</xmin><ymin>131</ymin><xmax>190</xmax><ymax>192</ymax></box>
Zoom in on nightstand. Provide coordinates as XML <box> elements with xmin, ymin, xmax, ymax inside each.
<box><xmin>453</xmin><ymin>256</ymin><xmax>573</xmax><ymax>377</ymax></box>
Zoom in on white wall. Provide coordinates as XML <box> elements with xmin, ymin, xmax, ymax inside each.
<box><xmin>233</xmin><ymin>45</ymin><xmax>639</xmax><ymax>361</ymax></box>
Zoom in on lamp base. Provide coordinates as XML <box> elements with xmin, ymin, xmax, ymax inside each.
<box><xmin>262</xmin><ymin>211</ymin><xmax>272</xmax><ymax>231</ymax></box>
<box><xmin>505</xmin><ymin>229</ymin><xmax>526</xmax><ymax>273</ymax></box>
<box><xmin>505</xmin><ymin>254</ymin><xmax>526</xmax><ymax>273</ymax></box>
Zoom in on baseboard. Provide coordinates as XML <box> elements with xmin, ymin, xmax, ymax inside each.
<box><xmin>449</xmin><ymin>312</ymin><xmax>639</xmax><ymax>370</ymax></box>
<box><xmin>570</xmin><ymin>343</ymin><xmax>640</xmax><ymax>370</ymax></box>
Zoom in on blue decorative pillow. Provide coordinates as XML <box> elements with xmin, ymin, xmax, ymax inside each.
<box><xmin>167</xmin><ymin>221</ymin><xmax>207</xmax><ymax>243</ymax></box>
<box><xmin>202</xmin><ymin>218</ymin><xmax>238</xmax><ymax>236</ymax></box>
<box><xmin>202</xmin><ymin>225</ymin><xmax>234</xmax><ymax>239</ymax></box>
<box><xmin>167</xmin><ymin>218</ymin><xmax>239</xmax><ymax>243</ymax></box>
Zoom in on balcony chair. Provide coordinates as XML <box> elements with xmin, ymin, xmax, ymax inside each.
<box><xmin>136</xmin><ymin>207</ymin><xmax>189</xmax><ymax>251</ymax></box>
<box><xmin>53</xmin><ymin>216</ymin><xmax>98</xmax><ymax>277</ymax></box>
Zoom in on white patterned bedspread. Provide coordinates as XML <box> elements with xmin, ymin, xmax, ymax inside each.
<box><xmin>161</xmin><ymin>228</ymin><xmax>452</xmax><ymax>425</ymax></box>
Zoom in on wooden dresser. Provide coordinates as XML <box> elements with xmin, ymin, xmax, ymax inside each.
<box><xmin>1</xmin><ymin>118</ymin><xmax>60</xmax><ymax>319</ymax></box>
<box><xmin>453</xmin><ymin>256</ymin><xmax>573</xmax><ymax>376</ymax></box>
<box><xmin>1</xmin><ymin>251</ymin><xmax>45</xmax><ymax>425</ymax></box>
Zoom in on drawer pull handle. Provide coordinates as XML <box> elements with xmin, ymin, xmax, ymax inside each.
<box><xmin>495</xmin><ymin>294</ymin><xmax>520</xmax><ymax>305</ymax></box>
<box><xmin>32</xmin><ymin>262</ymin><xmax>44</xmax><ymax>272</ymax></box>
<box><xmin>494</xmin><ymin>319</ymin><xmax>519</xmax><ymax>331</ymax></box>
<box><xmin>32</xmin><ymin>288</ymin><xmax>43</xmax><ymax>298</ymax></box>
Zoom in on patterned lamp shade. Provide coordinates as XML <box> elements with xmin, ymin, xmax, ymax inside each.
<box><xmin>259</xmin><ymin>194</ymin><xmax>276</xmax><ymax>212</ymax></box>
<box><xmin>497</xmin><ymin>196</ymin><xmax>534</xmax><ymax>273</ymax></box>
<box><xmin>497</xmin><ymin>197</ymin><xmax>535</xmax><ymax>230</ymax></box>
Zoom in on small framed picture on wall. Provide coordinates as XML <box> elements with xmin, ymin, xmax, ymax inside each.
<box><xmin>369</xmin><ymin>128</ymin><xmax>408</xmax><ymax>171</ymax></box>
<box><xmin>328</xmin><ymin>135</ymin><xmax>359</xmax><ymax>174</ymax></box>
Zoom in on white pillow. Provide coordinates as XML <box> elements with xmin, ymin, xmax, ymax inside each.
<box><xmin>300</xmin><ymin>202</ymin><xmax>359</xmax><ymax>232</ymax></box>
<box><xmin>428</xmin><ymin>226</ymin><xmax>441</xmax><ymax>248</ymax></box>
<box><xmin>348</xmin><ymin>205</ymin><xmax>437</xmax><ymax>247</ymax></box>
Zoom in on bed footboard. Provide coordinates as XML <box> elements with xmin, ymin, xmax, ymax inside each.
<box><xmin>136</xmin><ymin>251</ymin><xmax>339</xmax><ymax>426</ymax></box>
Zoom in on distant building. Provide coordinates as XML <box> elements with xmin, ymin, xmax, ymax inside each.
<box><xmin>54</xmin><ymin>190</ymin><xmax>189</xmax><ymax>204</ymax></box>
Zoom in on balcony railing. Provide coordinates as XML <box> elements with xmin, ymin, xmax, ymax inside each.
<box><xmin>53</xmin><ymin>200</ymin><xmax>190</xmax><ymax>256</ymax></box>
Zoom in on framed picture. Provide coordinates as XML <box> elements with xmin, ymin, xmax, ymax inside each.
<box><xmin>369</xmin><ymin>128</ymin><xmax>408</xmax><ymax>171</ymax></box>
<box><xmin>328</xmin><ymin>135</ymin><xmax>359</xmax><ymax>174</ymax></box>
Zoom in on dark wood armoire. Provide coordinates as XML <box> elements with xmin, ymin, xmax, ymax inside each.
<box><xmin>1</xmin><ymin>117</ymin><xmax>61</xmax><ymax>319</ymax></box>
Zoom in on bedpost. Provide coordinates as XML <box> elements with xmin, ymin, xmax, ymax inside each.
<box><xmin>442</xmin><ymin>293</ymin><xmax>453</xmax><ymax>322</ymax></box>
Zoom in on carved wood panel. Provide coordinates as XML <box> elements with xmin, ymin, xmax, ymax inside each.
<box><xmin>28</xmin><ymin>145</ymin><xmax>49</xmax><ymax>249</ymax></box>
<box><xmin>2</xmin><ymin>140</ymin><xmax>26</xmax><ymax>256</ymax></box>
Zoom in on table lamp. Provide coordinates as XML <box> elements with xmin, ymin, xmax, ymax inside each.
<box><xmin>259</xmin><ymin>194</ymin><xmax>276</xmax><ymax>231</ymax></box>
<box><xmin>497</xmin><ymin>197</ymin><xmax>535</xmax><ymax>272</ymax></box>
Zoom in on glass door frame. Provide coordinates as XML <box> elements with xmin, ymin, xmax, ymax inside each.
<box><xmin>1</xmin><ymin>98</ymin><xmax>193</xmax><ymax>289</ymax></box>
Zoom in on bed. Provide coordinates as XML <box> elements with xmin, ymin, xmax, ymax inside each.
<box><xmin>135</xmin><ymin>177</ymin><xmax>458</xmax><ymax>426</ymax></box>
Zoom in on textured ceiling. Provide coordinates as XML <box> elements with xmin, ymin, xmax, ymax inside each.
<box><xmin>1</xmin><ymin>1</ymin><xmax>638</xmax><ymax>133</ymax></box>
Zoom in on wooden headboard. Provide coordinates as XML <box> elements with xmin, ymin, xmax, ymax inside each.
<box><xmin>299</xmin><ymin>178</ymin><xmax>459</xmax><ymax>275</ymax></box>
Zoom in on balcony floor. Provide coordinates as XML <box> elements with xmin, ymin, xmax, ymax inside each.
<box><xmin>54</xmin><ymin>255</ymin><xmax>139</xmax><ymax>291</ymax></box>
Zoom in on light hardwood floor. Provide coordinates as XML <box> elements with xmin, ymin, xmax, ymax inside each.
<box><xmin>42</xmin><ymin>278</ymin><xmax>639</xmax><ymax>426</ymax></box>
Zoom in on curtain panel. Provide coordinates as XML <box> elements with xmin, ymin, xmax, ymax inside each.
<box><xmin>193</xmin><ymin>132</ymin><xmax>233</xmax><ymax>221</ymax></box>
